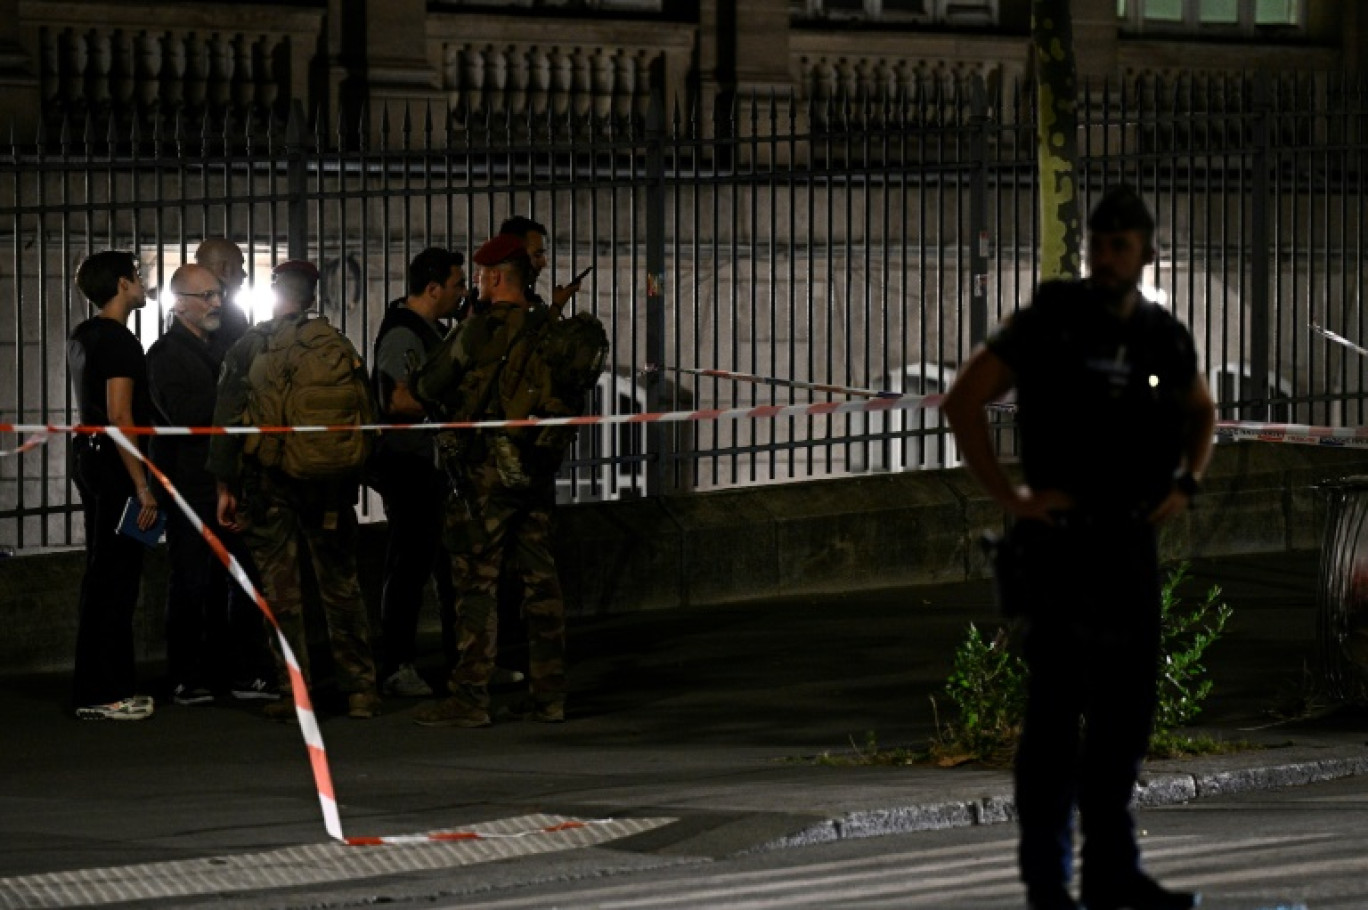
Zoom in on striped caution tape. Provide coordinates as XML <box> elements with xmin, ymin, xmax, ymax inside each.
<box><xmin>101</xmin><ymin>429</ymin><xmax>636</xmax><ymax>849</ymax></box>
<box><xmin>1214</xmin><ymin>420</ymin><xmax>1368</xmax><ymax>449</ymax></box>
<box><xmin>103</xmin><ymin>427</ymin><xmax>347</xmax><ymax>843</ymax></box>
<box><xmin>0</xmin><ymin>392</ymin><xmax>936</xmax><ymax>441</ymax></box>
<box><xmin>343</xmin><ymin>819</ymin><xmax>613</xmax><ymax>847</ymax></box>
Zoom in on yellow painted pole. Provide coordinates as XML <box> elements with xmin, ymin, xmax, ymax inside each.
<box><xmin>1032</xmin><ymin>0</ymin><xmax>1082</xmax><ymax>280</ymax></box>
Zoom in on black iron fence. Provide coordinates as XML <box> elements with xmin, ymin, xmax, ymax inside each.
<box><xmin>2</xmin><ymin>71</ymin><xmax>1365</xmax><ymax>551</ymax></box>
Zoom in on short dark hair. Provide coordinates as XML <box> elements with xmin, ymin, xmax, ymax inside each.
<box><xmin>498</xmin><ymin>216</ymin><xmax>548</xmax><ymax>239</ymax></box>
<box><xmin>75</xmin><ymin>250</ymin><xmax>138</xmax><ymax>309</ymax></box>
<box><xmin>495</xmin><ymin>254</ymin><xmax>532</xmax><ymax>290</ymax></box>
<box><xmin>407</xmin><ymin>247</ymin><xmax>465</xmax><ymax>297</ymax></box>
<box><xmin>1088</xmin><ymin>185</ymin><xmax>1155</xmax><ymax>242</ymax></box>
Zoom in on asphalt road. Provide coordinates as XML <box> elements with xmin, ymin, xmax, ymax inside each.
<box><xmin>421</xmin><ymin>774</ymin><xmax>1368</xmax><ymax>910</ymax></box>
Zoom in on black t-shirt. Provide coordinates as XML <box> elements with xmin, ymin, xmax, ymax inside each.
<box><xmin>987</xmin><ymin>280</ymin><xmax>1198</xmax><ymax>513</ymax></box>
<box><xmin>67</xmin><ymin>316</ymin><xmax>154</xmax><ymax>428</ymax></box>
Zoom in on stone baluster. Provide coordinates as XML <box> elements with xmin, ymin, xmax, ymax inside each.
<box><xmin>40</xmin><ymin>28</ymin><xmax>60</xmax><ymax>109</ymax></box>
<box><xmin>108</xmin><ymin>31</ymin><xmax>134</xmax><ymax>109</ymax></box>
<box><xmin>484</xmin><ymin>43</ymin><xmax>506</xmax><ymax>117</ymax></box>
<box><xmin>183</xmin><ymin>33</ymin><xmax>208</xmax><ymax>110</ymax></box>
<box><xmin>232</xmin><ymin>35</ymin><xmax>253</xmax><ymax>112</ymax></box>
<box><xmin>633</xmin><ymin>51</ymin><xmax>652</xmax><ymax>119</ymax></box>
<box><xmin>136</xmin><ymin>31</ymin><xmax>162</xmax><ymax>111</ymax></box>
<box><xmin>529</xmin><ymin>45</ymin><xmax>551</xmax><ymax>116</ymax></box>
<box><xmin>208</xmin><ymin>32</ymin><xmax>232</xmax><ymax>109</ymax></box>
<box><xmin>572</xmin><ymin>47</ymin><xmax>592</xmax><ymax>119</ymax></box>
<box><xmin>592</xmin><ymin>48</ymin><xmax>614</xmax><ymax>120</ymax></box>
<box><xmin>612</xmin><ymin>48</ymin><xmax>634</xmax><ymax>121</ymax></box>
<box><xmin>60</xmin><ymin>29</ymin><xmax>86</xmax><ymax>112</ymax></box>
<box><xmin>507</xmin><ymin>44</ymin><xmax>530</xmax><ymax>118</ymax></box>
<box><xmin>256</xmin><ymin>36</ymin><xmax>279</xmax><ymax>113</ymax></box>
<box><xmin>462</xmin><ymin>45</ymin><xmax>483</xmax><ymax>117</ymax></box>
<box><xmin>550</xmin><ymin>46</ymin><xmax>572</xmax><ymax>118</ymax></box>
<box><xmin>163</xmin><ymin>32</ymin><xmax>187</xmax><ymax>111</ymax></box>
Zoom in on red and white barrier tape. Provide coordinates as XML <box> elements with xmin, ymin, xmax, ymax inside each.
<box><xmin>1214</xmin><ymin>420</ymin><xmax>1368</xmax><ymax>449</ymax></box>
<box><xmin>102</xmin><ymin>428</ymin><xmax>638</xmax><ymax>848</ymax></box>
<box><xmin>0</xmin><ymin>392</ymin><xmax>936</xmax><ymax>442</ymax></box>
<box><xmin>672</xmin><ymin>366</ymin><xmax>906</xmax><ymax>399</ymax></box>
<box><xmin>103</xmin><ymin>427</ymin><xmax>346</xmax><ymax>842</ymax></box>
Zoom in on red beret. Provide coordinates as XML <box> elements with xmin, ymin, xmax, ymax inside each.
<box><xmin>272</xmin><ymin>259</ymin><xmax>319</xmax><ymax>281</ymax></box>
<box><xmin>473</xmin><ymin>233</ymin><xmax>530</xmax><ymax>268</ymax></box>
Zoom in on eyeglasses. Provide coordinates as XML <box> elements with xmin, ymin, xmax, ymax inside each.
<box><xmin>174</xmin><ymin>289</ymin><xmax>224</xmax><ymax>302</ymax></box>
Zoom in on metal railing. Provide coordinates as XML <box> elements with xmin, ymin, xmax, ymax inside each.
<box><xmin>1</xmin><ymin>71</ymin><xmax>1364</xmax><ymax>551</ymax></box>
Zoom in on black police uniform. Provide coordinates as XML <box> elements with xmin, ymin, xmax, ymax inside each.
<box><xmin>987</xmin><ymin>279</ymin><xmax>1198</xmax><ymax>898</ymax></box>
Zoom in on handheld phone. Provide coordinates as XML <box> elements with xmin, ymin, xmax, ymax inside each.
<box><xmin>572</xmin><ymin>265</ymin><xmax>595</xmax><ymax>284</ymax></box>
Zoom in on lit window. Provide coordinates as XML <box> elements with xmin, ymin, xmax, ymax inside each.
<box><xmin>1120</xmin><ymin>0</ymin><xmax>1304</xmax><ymax>34</ymax></box>
<box><xmin>794</xmin><ymin>0</ymin><xmax>998</xmax><ymax>24</ymax></box>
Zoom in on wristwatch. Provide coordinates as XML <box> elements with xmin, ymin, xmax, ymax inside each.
<box><xmin>1173</xmin><ymin>470</ymin><xmax>1200</xmax><ymax>499</ymax></box>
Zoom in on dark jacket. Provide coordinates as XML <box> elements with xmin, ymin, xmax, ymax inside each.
<box><xmin>146</xmin><ymin>319</ymin><xmax>225</xmax><ymax>504</ymax></box>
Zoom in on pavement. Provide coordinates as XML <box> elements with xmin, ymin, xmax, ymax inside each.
<box><xmin>1</xmin><ymin>548</ymin><xmax>1366</xmax><ymax>909</ymax></box>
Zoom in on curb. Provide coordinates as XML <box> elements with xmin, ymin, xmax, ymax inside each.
<box><xmin>754</xmin><ymin>752</ymin><xmax>1368</xmax><ymax>852</ymax></box>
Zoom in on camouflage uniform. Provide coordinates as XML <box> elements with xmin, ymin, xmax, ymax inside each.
<box><xmin>208</xmin><ymin>312</ymin><xmax>379</xmax><ymax>705</ymax></box>
<box><xmin>428</xmin><ymin>298</ymin><xmax>568</xmax><ymax>720</ymax></box>
<box><xmin>444</xmin><ymin>455</ymin><xmax>566</xmax><ymax>712</ymax></box>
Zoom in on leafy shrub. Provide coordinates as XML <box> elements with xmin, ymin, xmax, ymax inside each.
<box><xmin>930</xmin><ymin>561</ymin><xmax>1232</xmax><ymax>765</ymax></box>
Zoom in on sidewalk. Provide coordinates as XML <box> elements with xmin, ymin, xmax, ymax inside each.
<box><xmin>1</xmin><ymin>549</ymin><xmax>1363</xmax><ymax>907</ymax></box>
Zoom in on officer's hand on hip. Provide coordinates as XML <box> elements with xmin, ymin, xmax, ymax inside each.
<box><xmin>1006</xmin><ymin>486</ymin><xmax>1074</xmax><ymax>525</ymax></box>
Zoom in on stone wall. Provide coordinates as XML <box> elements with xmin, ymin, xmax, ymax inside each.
<box><xmin>2</xmin><ymin>440</ymin><xmax>1363</xmax><ymax>678</ymax></box>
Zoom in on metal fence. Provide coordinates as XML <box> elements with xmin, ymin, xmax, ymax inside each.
<box><xmin>1</xmin><ymin>70</ymin><xmax>1365</xmax><ymax>552</ymax></box>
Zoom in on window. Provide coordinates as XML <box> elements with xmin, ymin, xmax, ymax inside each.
<box><xmin>794</xmin><ymin>0</ymin><xmax>998</xmax><ymax>25</ymax></box>
<box><xmin>1118</xmin><ymin>0</ymin><xmax>1304</xmax><ymax>35</ymax></box>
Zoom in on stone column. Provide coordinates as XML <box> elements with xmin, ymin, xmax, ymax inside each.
<box><xmin>0</xmin><ymin>0</ymin><xmax>39</xmax><ymax>139</ymax></box>
<box><xmin>329</xmin><ymin>0</ymin><xmax>443</xmax><ymax>143</ymax></box>
<box><xmin>1070</xmin><ymin>0</ymin><xmax>1119</xmax><ymax>85</ymax></box>
<box><xmin>702</xmin><ymin>0</ymin><xmax>794</xmax><ymax>160</ymax></box>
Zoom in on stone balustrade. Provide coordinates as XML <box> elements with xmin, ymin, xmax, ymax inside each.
<box><xmin>16</xmin><ymin>2</ymin><xmax>323</xmax><ymax>124</ymax></box>
<box><xmin>425</xmin><ymin>14</ymin><xmax>695</xmax><ymax>127</ymax></box>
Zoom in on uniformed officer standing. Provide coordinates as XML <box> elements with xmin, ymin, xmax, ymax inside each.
<box><xmin>413</xmin><ymin>234</ymin><xmax>568</xmax><ymax>728</ymax></box>
<box><xmin>208</xmin><ymin>260</ymin><xmax>382</xmax><ymax>720</ymax></box>
<box><xmin>943</xmin><ymin>187</ymin><xmax>1215</xmax><ymax>910</ymax></box>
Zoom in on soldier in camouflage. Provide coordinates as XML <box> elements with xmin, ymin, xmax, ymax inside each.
<box><xmin>413</xmin><ymin>233</ymin><xmax>568</xmax><ymax>728</ymax></box>
<box><xmin>208</xmin><ymin>260</ymin><xmax>382</xmax><ymax>721</ymax></box>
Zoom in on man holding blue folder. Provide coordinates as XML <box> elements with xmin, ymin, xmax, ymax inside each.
<box><xmin>66</xmin><ymin>250</ymin><xmax>160</xmax><ymax>721</ymax></box>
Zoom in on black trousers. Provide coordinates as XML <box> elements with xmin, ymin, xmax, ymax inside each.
<box><xmin>376</xmin><ymin>456</ymin><xmax>455</xmax><ymax>672</ymax></box>
<box><xmin>1012</xmin><ymin>518</ymin><xmax>1162</xmax><ymax>894</ymax></box>
<box><xmin>71</xmin><ymin>437</ymin><xmax>145</xmax><ymax>708</ymax></box>
<box><xmin>163</xmin><ymin>491</ymin><xmax>272</xmax><ymax>690</ymax></box>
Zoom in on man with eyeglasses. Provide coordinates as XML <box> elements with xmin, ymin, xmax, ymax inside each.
<box><xmin>194</xmin><ymin>237</ymin><xmax>251</xmax><ymax>352</ymax></box>
<box><xmin>370</xmin><ymin>248</ymin><xmax>466</xmax><ymax>697</ymax></box>
<box><xmin>147</xmin><ymin>264</ymin><xmax>278</xmax><ymax>707</ymax></box>
<box><xmin>66</xmin><ymin>250</ymin><xmax>158</xmax><ymax>720</ymax></box>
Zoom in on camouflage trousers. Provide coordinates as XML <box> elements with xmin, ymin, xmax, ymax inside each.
<box><xmin>240</xmin><ymin>474</ymin><xmax>377</xmax><ymax>697</ymax></box>
<box><xmin>442</xmin><ymin>458</ymin><xmax>566</xmax><ymax>707</ymax></box>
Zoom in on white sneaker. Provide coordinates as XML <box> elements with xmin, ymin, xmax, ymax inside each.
<box><xmin>491</xmin><ymin>667</ymin><xmax>525</xmax><ymax>685</ymax></box>
<box><xmin>76</xmin><ymin>698</ymin><xmax>154</xmax><ymax>721</ymax></box>
<box><xmin>383</xmin><ymin>664</ymin><xmax>433</xmax><ymax>698</ymax></box>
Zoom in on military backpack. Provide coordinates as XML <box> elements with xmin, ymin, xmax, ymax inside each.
<box><xmin>242</xmin><ymin>314</ymin><xmax>377</xmax><ymax>480</ymax></box>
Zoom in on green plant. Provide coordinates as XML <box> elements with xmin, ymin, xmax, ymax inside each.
<box><xmin>928</xmin><ymin>561</ymin><xmax>1235</xmax><ymax>766</ymax></box>
<box><xmin>1153</xmin><ymin>563</ymin><xmax>1233</xmax><ymax>734</ymax></box>
<box><xmin>928</xmin><ymin>622</ymin><xmax>1027</xmax><ymax>766</ymax></box>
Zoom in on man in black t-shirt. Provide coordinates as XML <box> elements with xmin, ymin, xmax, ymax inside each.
<box><xmin>66</xmin><ymin>250</ymin><xmax>160</xmax><ymax>721</ymax></box>
<box><xmin>944</xmin><ymin>188</ymin><xmax>1216</xmax><ymax>910</ymax></box>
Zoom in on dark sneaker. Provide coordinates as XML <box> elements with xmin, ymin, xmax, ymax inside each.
<box><xmin>1082</xmin><ymin>873</ymin><xmax>1199</xmax><ymax>910</ymax></box>
<box><xmin>75</xmin><ymin>698</ymin><xmax>154</xmax><ymax>721</ymax></box>
<box><xmin>382</xmin><ymin>664</ymin><xmax>433</xmax><ymax>697</ymax></box>
<box><xmin>231</xmin><ymin>678</ymin><xmax>281</xmax><ymax>701</ymax></box>
<box><xmin>347</xmin><ymin>692</ymin><xmax>382</xmax><ymax>719</ymax></box>
<box><xmin>172</xmin><ymin>685</ymin><xmax>214</xmax><ymax>706</ymax></box>
<box><xmin>413</xmin><ymin>696</ymin><xmax>491</xmax><ymax>728</ymax></box>
<box><xmin>500</xmin><ymin>696</ymin><xmax>565</xmax><ymax>724</ymax></box>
